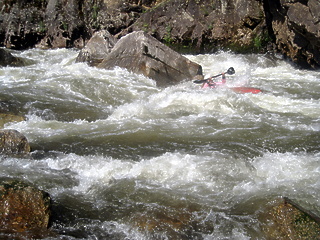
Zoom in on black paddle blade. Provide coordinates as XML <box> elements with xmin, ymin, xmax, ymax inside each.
<box><xmin>193</xmin><ymin>79</ymin><xmax>206</xmax><ymax>84</ymax></box>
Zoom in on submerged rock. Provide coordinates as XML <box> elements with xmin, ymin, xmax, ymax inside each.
<box><xmin>0</xmin><ymin>113</ymin><xmax>26</xmax><ymax>128</ymax></box>
<box><xmin>0</xmin><ymin>49</ymin><xmax>26</xmax><ymax>67</ymax></box>
<box><xmin>0</xmin><ymin>179</ymin><xmax>51</xmax><ymax>233</ymax></box>
<box><xmin>96</xmin><ymin>31</ymin><xmax>203</xmax><ymax>87</ymax></box>
<box><xmin>131</xmin><ymin>205</ymin><xmax>196</xmax><ymax>239</ymax></box>
<box><xmin>260</xmin><ymin>197</ymin><xmax>320</xmax><ymax>239</ymax></box>
<box><xmin>0</xmin><ymin>129</ymin><xmax>30</xmax><ymax>156</ymax></box>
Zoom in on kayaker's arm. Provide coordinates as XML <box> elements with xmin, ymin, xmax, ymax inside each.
<box><xmin>193</xmin><ymin>67</ymin><xmax>235</xmax><ymax>84</ymax></box>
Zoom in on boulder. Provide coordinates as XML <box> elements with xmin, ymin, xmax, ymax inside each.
<box><xmin>76</xmin><ymin>30</ymin><xmax>118</xmax><ymax>66</ymax></box>
<box><xmin>0</xmin><ymin>178</ymin><xmax>51</xmax><ymax>233</ymax></box>
<box><xmin>97</xmin><ymin>31</ymin><xmax>203</xmax><ymax>87</ymax></box>
<box><xmin>260</xmin><ymin>197</ymin><xmax>320</xmax><ymax>239</ymax></box>
<box><xmin>0</xmin><ymin>129</ymin><xmax>30</xmax><ymax>156</ymax></box>
<box><xmin>0</xmin><ymin>49</ymin><xmax>25</xmax><ymax>67</ymax></box>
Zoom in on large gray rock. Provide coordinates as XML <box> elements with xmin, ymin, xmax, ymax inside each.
<box><xmin>97</xmin><ymin>31</ymin><xmax>203</xmax><ymax>87</ymax></box>
<box><xmin>76</xmin><ymin>30</ymin><xmax>118</xmax><ymax>66</ymax></box>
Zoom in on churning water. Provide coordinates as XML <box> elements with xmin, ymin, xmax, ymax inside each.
<box><xmin>0</xmin><ymin>48</ymin><xmax>319</xmax><ymax>239</ymax></box>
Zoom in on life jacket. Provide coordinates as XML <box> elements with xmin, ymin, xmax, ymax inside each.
<box><xmin>202</xmin><ymin>74</ymin><xmax>226</xmax><ymax>89</ymax></box>
<box><xmin>202</xmin><ymin>81</ymin><xmax>216</xmax><ymax>89</ymax></box>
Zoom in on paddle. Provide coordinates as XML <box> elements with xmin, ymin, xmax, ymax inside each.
<box><xmin>193</xmin><ymin>67</ymin><xmax>235</xmax><ymax>84</ymax></box>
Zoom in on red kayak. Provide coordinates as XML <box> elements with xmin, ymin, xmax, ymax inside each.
<box><xmin>198</xmin><ymin>77</ymin><xmax>263</xmax><ymax>94</ymax></box>
<box><xmin>195</xmin><ymin>68</ymin><xmax>263</xmax><ymax>94</ymax></box>
<box><xmin>201</xmin><ymin>84</ymin><xmax>263</xmax><ymax>94</ymax></box>
<box><xmin>230</xmin><ymin>87</ymin><xmax>263</xmax><ymax>94</ymax></box>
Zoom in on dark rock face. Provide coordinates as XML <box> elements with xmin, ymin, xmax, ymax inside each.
<box><xmin>0</xmin><ymin>129</ymin><xmax>30</xmax><ymax>156</ymax></box>
<box><xmin>0</xmin><ymin>1</ymin><xmax>47</xmax><ymax>49</ymax></box>
<box><xmin>0</xmin><ymin>0</ymin><xmax>142</xmax><ymax>49</ymax></box>
<box><xmin>96</xmin><ymin>31</ymin><xmax>203</xmax><ymax>86</ymax></box>
<box><xmin>38</xmin><ymin>0</ymin><xmax>87</xmax><ymax>49</ymax></box>
<box><xmin>125</xmin><ymin>0</ymin><xmax>268</xmax><ymax>53</ymax></box>
<box><xmin>0</xmin><ymin>179</ymin><xmax>51</xmax><ymax>233</ymax></box>
<box><xmin>0</xmin><ymin>0</ymin><xmax>319</xmax><ymax>69</ymax></box>
<box><xmin>264</xmin><ymin>0</ymin><xmax>320</xmax><ymax>68</ymax></box>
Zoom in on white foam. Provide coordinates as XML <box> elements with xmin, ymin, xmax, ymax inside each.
<box><xmin>233</xmin><ymin>152</ymin><xmax>320</xmax><ymax>199</ymax></box>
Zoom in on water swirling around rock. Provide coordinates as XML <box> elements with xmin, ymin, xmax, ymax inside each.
<box><xmin>1</xmin><ymin>49</ymin><xmax>319</xmax><ymax>239</ymax></box>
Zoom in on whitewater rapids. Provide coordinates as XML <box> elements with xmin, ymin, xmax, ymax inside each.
<box><xmin>0</xmin><ymin>48</ymin><xmax>319</xmax><ymax>239</ymax></box>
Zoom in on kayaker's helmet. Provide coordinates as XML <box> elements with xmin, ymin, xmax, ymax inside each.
<box><xmin>227</xmin><ymin>67</ymin><xmax>235</xmax><ymax>75</ymax></box>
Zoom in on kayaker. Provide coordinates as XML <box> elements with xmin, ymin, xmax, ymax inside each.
<box><xmin>201</xmin><ymin>78</ymin><xmax>215</xmax><ymax>88</ymax></box>
<box><xmin>201</xmin><ymin>72</ymin><xmax>227</xmax><ymax>89</ymax></box>
<box><xmin>193</xmin><ymin>67</ymin><xmax>235</xmax><ymax>88</ymax></box>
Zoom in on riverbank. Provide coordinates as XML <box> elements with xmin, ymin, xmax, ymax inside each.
<box><xmin>0</xmin><ymin>0</ymin><xmax>319</xmax><ymax>69</ymax></box>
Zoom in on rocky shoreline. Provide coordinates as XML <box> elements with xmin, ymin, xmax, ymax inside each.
<box><xmin>0</xmin><ymin>0</ymin><xmax>319</xmax><ymax>69</ymax></box>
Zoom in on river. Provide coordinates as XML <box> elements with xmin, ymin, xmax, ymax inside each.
<box><xmin>0</xmin><ymin>48</ymin><xmax>319</xmax><ymax>239</ymax></box>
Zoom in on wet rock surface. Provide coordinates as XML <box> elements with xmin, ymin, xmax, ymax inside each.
<box><xmin>0</xmin><ymin>113</ymin><xmax>25</xmax><ymax>129</ymax></box>
<box><xmin>260</xmin><ymin>197</ymin><xmax>320</xmax><ymax>239</ymax></box>
<box><xmin>0</xmin><ymin>179</ymin><xmax>51</xmax><ymax>233</ymax></box>
<box><xmin>75</xmin><ymin>30</ymin><xmax>118</xmax><ymax>66</ymax></box>
<box><xmin>0</xmin><ymin>129</ymin><xmax>30</xmax><ymax>157</ymax></box>
<box><xmin>96</xmin><ymin>31</ymin><xmax>203</xmax><ymax>86</ymax></box>
<box><xmin>265</xmin><ymin>0</ymin><xmax>320</xmax><ymax>68</ymax></box>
